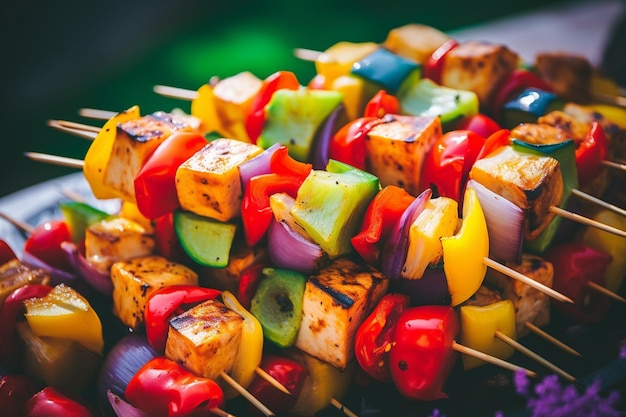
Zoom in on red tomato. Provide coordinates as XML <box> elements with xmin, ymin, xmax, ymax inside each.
<box><xmin>23</xmin><ymin>220</ymin><xmax>73</xmax><ymax>273</ymax></box>
<box><xmin>24</xmin><ymin>387</ymin><xmax>95</xmax><ymax>417</ymax></box>
<box><xmin>389</xmin><ymin>305</ymin><xmax>460</xmax><ymax>401</ymax></box>
<box><xmin>454</xmin><ymin>114</ymin><xmax>501</xmax><ymax>138</ymax></box>
<box><xmin>246</xmin><ymin>355</ymin><xmax>309</xmax><ymax>415</ymax></box>
<box><xmin>420</xmin><ymin>130</ymin><xmax>485</xmax><ymax>203</ymax></box>
<box><xmin>363</xmin><ymin>90</ymin><xmax>400</xmax><ymax>118</ymax></box>
<box><xmin>355</xmin><ymin>293</ymin><xmax>410</xmax><ymax>382</ymax></box>
<box><xmin>0</xmin><ymin>375</ymin><xmax>41</xmax><ymax>417</ymax></box>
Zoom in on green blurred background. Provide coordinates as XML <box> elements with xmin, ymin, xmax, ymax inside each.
<box><xmin>1</xmin><ymin>0</ymin><xmax>622</xmax><ymax>198</ymax></box>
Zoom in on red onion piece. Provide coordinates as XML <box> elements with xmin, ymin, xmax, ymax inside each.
<box><xmin>381</xmin><ymin>188</ymin><xmax>432</xmax><ymax>279</ymax></box>
<box><xmin>238</xmin><ymin>142</ymin><xmax>282</xmax><ymax>189</ymax></box>
<box><xmin>311</xmin><ymin>104</ymin><xmax>347</xmax><ymax>169</ymax></box>
<box><xmin>468</xmin><ymin>179</ymin><xmax>524</xmax><ymax>263</ymax></box>
<box><xmin>267</xmin><ymin>217</ymin><xmax>325</xmax><ymax>274</ymax></box>
<box><xmin>107</xmin><ymin>391</ymin><xmax>150</xmax><ymax>417</ymax></box>
<box><xmin>388</xmin><ymin>266</ymin><xmax>451</xmax><ymax>306</ymax></box>
<box><xmin>21</xmin><ymin>249</ymin><xmax>77</xmax><ymax>286</ymax></box>
<box><xmin>61</xmin><ymin>241</ymin><xmax>113</xmax><ymax>295</ymax></box>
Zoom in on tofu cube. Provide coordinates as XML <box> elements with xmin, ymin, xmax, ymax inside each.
<box><xmin>111</xmin><ymin>255</ymin><xmax>198</xmax><ymax>330</ymax></box>
<box><xmin>295</xmin><ymin>258</ymin><xmax>388</xmax><ymax>370</ymax></box>
<box><xmin>165</xmin><ymin>299</ymin><xmax>243</xmax><ymax>381</ymax></box>
<box><xmin>384</xmin><ymin>24</ymin><xmax>451</xmax><ymax>64</ymax></box>
<box><xmin>365</xmin><ymin>115</ymin><xmax>441</xmax><ymax>196</ymax></box>
<box><xmin>176</xmin><ymin>138</ymin><xmax>263</xmax><ymax>221</ymax></box>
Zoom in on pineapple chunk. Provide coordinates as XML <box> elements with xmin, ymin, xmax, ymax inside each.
<box><xmin>17</xmin><ymin>321</ymin><xmax>101</xmax><ymax>395</ymax></box>
<box><xmin>469</xmin><ymin>146</ymin><xmax>563</xmax><ymax>242</ymax></box>
<box><xmin>441</xmin><ymin>41</ymin><xmax>519</xmax><ymax>108</ymax></box>
<box><xmin>23</xmin><ymin>284</ymin><xmax>104</xmax><ymax>354</ymax></box>
<box><xmin>85</xmin><ymin>216</ymin><xmax>155</xmax><ymax>274</ymax></box>
<box><xmin>103</xmin><ymin>113</ymin><xmax>193</xmax><ymax>202</ymax></box>
<box><xmin>384</xmin><ymin>24</ymin><xmax>451</xmax><ymax>64</ymax></box>
<box><xmin>213</xmin><ymin>71</ymin><xmax>263</xmax><ymax>142</ymax></box>
<box><xmin>0</xmin><ymin>259</ymin><xmax>49</xmax><ymax>305</ymax></box>
<box><xmin>295</xmin><ymin>258</ymin><xmax>388</xmax><ymax>370</ymax></box>
<box><xmin>110</xmin><ymin>255</ymin><xmax>198</xmax><ymax>330</ymax></box>
<box><xmin>365</xmin><ymin>115</ymin><xmax>441</xmax><ymax>196</ymax></box>
<box><xmin>485</xmin><ymin>253</ymin><xmax>554</xmax><ymax>337</ymax></box>
<box><xmin>403</xmin><ymin>196</ymin><xmax>459</xmax><ymax>279</ymax></box>
<box><xmin>176</xmin><ymin>138</ymin><xmax>263</xmax><ymax>222</ymax></box>
<box><xmin>165</xmin><ymin>299</ymin><xmax>243</xmax><ymax>381</ymax></box>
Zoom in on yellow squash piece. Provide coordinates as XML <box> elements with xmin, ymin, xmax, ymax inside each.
<box><xmin>23</xmin><ymin>284</ymin><xmax>104</xmax><ymax>354</ymax></box>
<box><xmin>442</xmin><ymin>187</ymin><xmax>489</xmax><ymax>306</ymax></box>
<box><xmin>83</xmin><ymin>105</ymin><xmax>140</xmax><ymax>200</ymax></box>
<box><xmin>315</xmin><ymin>41</ymin><xmax>378</xmax><ymax>86</ymax></box>
<box><xmin>460</xmin><ymin>299</ymin><xmax>517</xmax><ymax>370</ymax></box>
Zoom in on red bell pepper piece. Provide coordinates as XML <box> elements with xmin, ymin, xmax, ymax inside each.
<box><xmin>423</xmin><ymin>39</ymin><xmax>458</xmax><ymax>84</ymax></box>
<box><xmin>351</xmin><ymin>185</ymin><xmax>415</xmax><ymax>266</ymax></box>
<box><xmin>0</xmin><ymin>284</ymin><xmax>52</xmax><ymax>366</ymax></box>
<box><xmin>245</xmin><ymin>71</ymin><xmax>301</xmax><ymax>143</ymax></box>
<box><xmin>0</xmin><ymin>374</ymin><xmax>42</xmax><ymax>417</ymax></box>
<box><xmin>490</xmin><ymin>68</ymin><xmax>554</xmax><ymax>120</ymax></box>
<box><xmin>246</xmin><ymin>354</ymin><xmax>309</xmax><ymax>415</ymax></box>
<box><xmin>453</xmin><ymin>113</ymin><xmax>502</xmax><ymax>139</ymax></box>
<box><xmin>0</xmin><ymin>240</ymin><xmax>17</xmax><ymax>265</ymax></box>
<box><xmin>134</xmin><ymin>132</ymin><xmax>208</xmax><ymax>219</ymax></box>
<box><xmin>420</xmin><ymin>129</ymin><xmax>485</xmax><ymax>203</ymax></box>
<box><xmin>544</xmin><ymin>242</ymin><xmax>613</xmax><ymax>324</ymax></box>
<box><xmin>24</xmin><ymin>387</ymin><xmax>95</xmax><ymax>417</ymax></box>
<box><xmin>144</xmin><ymin>285</ymin><xmax>221</xmax><ymax>351</ymax></box>
<box><xmin>363</xmin><ymin>90</ymin><xmax>400</xmax><ymax>119</ymax></box>
<box><xmin>237</xmin><ymin>262</ymin><xmax>267</xmax><ymax>310</ymax></box>
<box><xmin>389</xmin><ymin>305</ymin><xmax>460</xmax><ymax>401</ymax></box>
<box><xmin>476</xmin><ymin>128</ymin><xmax>511</xmax><ymax>160</ymax></box>
<box><xmin>153</xmin><ymin>212</ymin><xmax>190</xmax><ymax>264</ymax></box>
<box><xmin>241</xmin><ymin>147</ymin><xmax>312</xmax><ymax>247</ymax></box>
<box><xmin>575</xmin><ymin>122</ymin><xmax>608</xmax><ymax>187</ymax></box>
<box><xmin>329</xmin><ymin>116</ymin><xmax>383</xmax><ymax>171</ymax></box>
<box><xmin>23</xmin><ymin>220</ymin><xmax>73</xmax><ymax>273</ymax></box>
<box><xmin>125</xmin><ymin>356</ymin><xmax>224</xmax><ymax>417</ymax></box>
<box><xmin>354</xmin><ymin>293</ymin><xmax>410</xmax><ymax>382</ymax></box>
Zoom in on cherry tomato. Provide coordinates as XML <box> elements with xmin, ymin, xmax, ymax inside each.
<box><xmin>0</xmin><ymin>374</ymin><xmax>41</xmax><ymax>417</ymax></box>
<box><xmin>389</xmin><ymin>305</ymin><xmax>460</xmax><ymax>401</ymax></box>
<box><xmin>354</xmin><ymin>293</ymin><xmax>410</xmax><ymax>382</ymax></box>
<box><xmin>23</xmin><ymin>220</ymin><xmax>73</xmax><ymax>273</ymax></box>
<box><xmin>24</xmin><ymin>386</ymin><xmax>95</xmax><ymax>417</ymax></box>
<box><xmin>0</xmin><ymin>240</ymin><xmax>17</xmax><ymax>265</ymax></box>
<box><xmin>454</xmin><ymin>113</ymin><xmax>501</xmax><ymax>138</ymax></box>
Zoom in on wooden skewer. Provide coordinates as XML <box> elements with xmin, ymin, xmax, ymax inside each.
<box><xmin>591</xmin><ymin>92</ymin><xmax>626</xmax><ymax>109</ymax></box>
<box><xmin>571</xmin><ymin>189</ymin><xmax>626</xmax><ymax>217</ymax></box>
<box><xmin>452</xmin><ymin>341</ymin><xmax>538</xmax><ymax>378</ymax></box>
<box><xmin>524</xmin><ymin>322</ymin><xmax>582</xmax><ymax>357</ymax></box>
<box><xmin>46</xmin><ymin>120</ymin><xmax>98</xmax><ymax>140</ymax></box>
<box><xmin>24</xmin><ymin>152</ymin><xmax>84</xmax><ymax>169</ymax></box>
<box><xmin>586</xmin><ymin>281</ymin><xmax>626</xmax><ymax>303</ymax></box>
<box><xmin>494</xmin><ymin>330</ymin><xmax>576</xmax><ymax>382</ymax></box>
<box><xmin>329</xmin><ymin>398</ymin><xmax>359</xmax><ymax>417</ymax></box>
<box><xmin>483</xmin><ymin>257</ymin><xmax>573</xmax><ymax>303</ymax></box>
<box><xmin>254</xmin><ymin>367</ymin><xmax>291</xmax><ymax>396</ymax></box>
<box><xmin>0</xmin><ymin>212</ymin><xmax>35</xmax><ymax>234</ymax></box>
<box><xmin>549</xmin><ymin>206</ymin><xmax>626</xmax><ymax>238</ymax></box>
<box><xmin>293</xmin><ymin>48</ymin><xmax>323</xmax><ymax>62</ymax></box>
<box><xmin>79</xmin><ymin>108</ymin><xmax>118</xmax><ymax>120</ymax></box>
<box><xmin>601</xmin><ymin>159</ymin><xmax>626</xmax><ymax>171</ymax></box>
<box><xmin>209</xmin><ymin>408</ymin><xmax>237</xmax><ymax>417</ymax></box>
<box><xmin>220</xmin><ymin>371</ymin><xmax>275</xmax><ymax>416</ymax></box>
<box><xmin>153</xmin><ymin>84</ymin><xmax>199</xmax><ymax>100</ymax></box>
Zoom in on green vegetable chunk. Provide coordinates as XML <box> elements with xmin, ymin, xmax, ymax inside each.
<box><xmin>174</xmin><ymin>210</ymin><xmax>237</xmax><ymax>268</ymax></box>
<box><xmin>251</xmin><ymin>267</ymin><xmax>306</xmax><ymax>348</ymax></box>
<box><xmin>291</xmin><ymin>160</ymin><xmax>380</xmax><ymax>258</ymax></box>
<box><xmin>59</xmin><ymin>201</ymin><xmax>111</xmax><ymax>243</ymax></box>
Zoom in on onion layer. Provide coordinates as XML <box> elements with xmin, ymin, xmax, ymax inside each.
<box><xmin>61</xmin><ymin>241</ymin><xmax>113</xmax><ymax>295</ymax></box>
<box><xmin>238</xmin><ymin>142</ymin><xmax>281</xmax><ymax>188</ymax></box>
<box><xmin>267</xmin><ymin>217</ymin><xmax>326</xmax><ymax>274</ymax></box>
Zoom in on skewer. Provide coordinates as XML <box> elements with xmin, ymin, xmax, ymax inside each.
<box><xmin>46</xmin><ymin>120</ymin><xmax>98</xmax><ymax>140</ymax></box>
<box><xmin>329</xmin><ymin>398</ymin><xmax>359</xmax><ymax>417</ymax></box>
<box><xmin>591</xmin><ymin>92</ymin><xmax>626</xmax><ymax>109</ymax></box>
<box><xmin>220</xmin><ymin>371</ymin><xmax>275</xmax><ymax>417</ymax></box>
<box><xmin>494</xmin><ymin>330</ymin><xmax>576</xmax><ymax>382</ymax></box>
<box><xmin>0</xmin><ymin>212</ymin><xmax>35</xmax><ymax>235</ymax></box>
<box><xmin>524</xmin><ymin>322</ymin><xmax>582</xmax><ymax>357</ymax></box>
<box><xmin>24</xmin><ymin>152</ymin><xmax>84</xmax><ymax>169</ymax></box>
<box><xmin>153</xmin><ymin>84</ymin><xmax>199</xmax><ymax>100</ymax></box>
<box><xmin>571</xmin><ymin>189</ymin><xmax>626</xmax><ymax>217</ymax></box>
<box><xmin>79</xmin><ymin>108</ymin><xmax>117</xmax><ymax>120</ymax></box>
<box><xmin>586</xmin><ymin>281</ymin><xmax>626</xmax><ymax>303</ymax></box>
<box><xmin>254</xmin><ymin>367</ymin><xmax>292</xmax><ymax>396</ymax></box>
<box><xmin>600</xmin><ymin>159</ymin><xmax>626</xmax><ymax>171</ymax></box>
<box><xmin>452</xmin><ymin>341</ymin><xmax>538</xmax><ymax>378</ymax></box>
<box><xmin>549</xmin><ymin>206</ymin><xmax>626</xmax><ymax>238</ymax></box>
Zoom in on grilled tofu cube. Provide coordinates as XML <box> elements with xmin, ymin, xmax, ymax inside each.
<box><xmin>200</xmin><ymin>241</ymin><xmax>268</xmax><ymax>293</ymax></box>
<box><xmin>535</xmin><ymin>52</ymin><xmax>593</xmax><ymax>103</ymax></box>
<box><xmin>85</xmin><ymin>217</ymin><xmax>155</xmax><ymax>274</ymax></box>
<box><xmin>365</xmin><ymin>115</ymin><xmax>441</xmax><ymax>196</ymax></box>
<box><xmin>441</xmin><ymin>41</ymin><xmax>519</xmax><ymax>108</ymax></box>
<box><xmin>469</xmin><ymin>146</ymin><xmax>563</xmax><ymax>242</ymax></box>
<box><xmin>213</xmin><ymin>71</ymin><xmax>263</xmax><ymax>142</ymax></box>
<box><xmin>176</xmin><ymin>138</ymin><xmax>263</xmax><ymax>222</ymax></box>
<box><xmin>165</xmin><ymin>299</ymin><xmax>243</xmax><ymax>381</ymax></box>
<box><xmin>485</xmin><ymin>253</ymin><xmax>554</xmax><ymax>337</ymax></box>
<box><xmin>295</xmin><ymin>258</ymin><xmax>388</xmax><ymax>370</ymax></box>
<box><xmin>111</xmin><ymin>255</ymin><xmax>198</xmax><ymax>330</ymax></box>
<box><xmin>510</xmin><ymin>123</ymin><xmax>571</xmax><ymax>146</ymax></box>
<box><xmin>0</xmin><ymin>259</ymin><xmax>49</xmax><ymax>305</ymax></box>
<box><xmin>384</xmin><ymin>24</ymin><xmax>451</xmax><ymax>64</ymax></box>
<box><xmin>103</xmin><ymin>113</ymin><xmax>193</xmax><ymax>202</ymax></box>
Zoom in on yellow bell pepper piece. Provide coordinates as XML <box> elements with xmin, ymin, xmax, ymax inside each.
<box><xmin>315</xmin><ymin>41</ymin><xmax>378</xmax><ymax>86</ymax></box>
<box><xmin>460</xmin><ymin>299</ymin><xmax>517</xmax><ymax>370</ymax></box>
<box><xmin>83</xmin><ymin>106</ymin><xmax>140</xmax><ymax>200</ymax></box>
<box><xmin>119</xmin><ymin>200</ymin><xmax>154</xmax><ymax>233</ymax></box>
<box><xmin>581</xmin><ymin>209</ymin><xmax>626</xmax><ymax>293</ymax></box>
<box><xmin>441</xmin><ymin>187</ymin><xmax>489</xmax><ymax>306</ymax></box>
<box><xmin>23</xmin><ymin>284</ymin><xmax>104</xmax><ymax>354</ymax></box>
<box><xmin>221</xmin><ymin>290</ymin><xmax>263</xmax><ymax>398</ymax></box>
<box><xmin>191</xmin><ymin>83</ymin><xmax>221</xmax><ymax>134</ymax></box>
